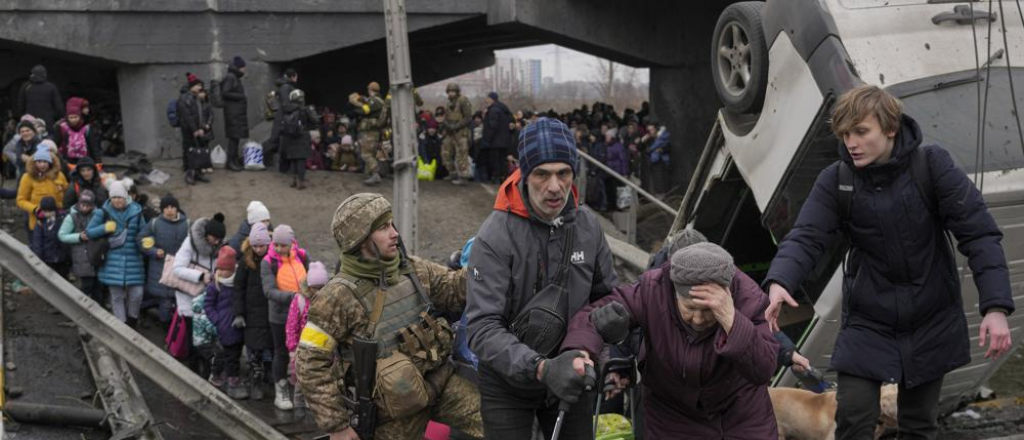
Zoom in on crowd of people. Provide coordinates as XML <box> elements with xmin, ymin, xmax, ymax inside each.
<box><xmin>171</xmin><ymin>60</ymin><xmax>672</xmax><ymax>208</ymax></box>
<box><xmin>2</xmin><ymin>57</ymin><xmax>1016</xmax><ymax>440</ymax></box>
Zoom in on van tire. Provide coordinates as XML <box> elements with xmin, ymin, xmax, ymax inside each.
<box><xmin>711</xmin><ymin>1</ymin><xmax>769</xmax><ymax>114</ymax></box>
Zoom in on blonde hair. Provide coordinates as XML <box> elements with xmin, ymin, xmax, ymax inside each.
<box><xmin>831</xmin><ymin>85</ymin><xmax>902</xmax><ymax>139</ymax></box>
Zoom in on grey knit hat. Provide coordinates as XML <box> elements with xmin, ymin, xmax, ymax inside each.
<box><xmin>666</xmin><ymin>229</ymin><xmax>708</xmax><ymax>256</ymax></box>
<box><xmin>670</xmin><ymin>242</ymin><xmax>734</xmax><ymax>292</ymax></box>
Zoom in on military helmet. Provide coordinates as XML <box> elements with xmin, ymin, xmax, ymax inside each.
<box><xmin>446</xmin><ymin>83</ymin><xmax>460</xmax><ymax>93</ymax></box>
<box><xmin>332</xmin><ymin>193</ymin><xmax>392</xmax><ymax>254</ymax></box>
<box><xmin>289</xmin><ymin>89</ymin><xmax>305</xmax><ymax>103</ymax></box>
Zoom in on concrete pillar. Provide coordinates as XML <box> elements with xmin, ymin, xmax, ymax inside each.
<box><xmin>649</xmin><ymin>64</ymin><xmax>720</xmax><ymax>189</ymax></box>
<box><xmin>117</xmin><ymin>60</ymin><xmax>273</xmax><ymax>160</ymax></box>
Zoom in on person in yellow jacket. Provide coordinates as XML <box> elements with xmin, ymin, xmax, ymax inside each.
<box><xmin>17</xmin><ymin>140</ymin><xmax>67</xmax><ymax>231</ymax></box>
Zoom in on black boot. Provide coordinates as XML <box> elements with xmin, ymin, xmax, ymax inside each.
<box><xmin>126</xmin><ymin>317</ymin><xmax>138</xmax><ymax>330</ymax></box>
<box><xmin>227</xmin><ymin>142</ymin><xmax>243</xmax><ymax>172</ymax></box>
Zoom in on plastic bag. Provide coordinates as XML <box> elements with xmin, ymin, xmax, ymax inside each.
<box><xmin>594</xmin><ymin>413</ymin><xmax>634</xmax><ymax>440</ymax></box>
<box><xmin>243</xmin><ymin>140</ymin><xmax>265</xmax><ymax>171</ymax></box>
<box><xmin>616</xmin><ymin>186</ymin><xmax>633</xmax><ymax>210</ymax></box>
<box><xmin>417</xmin><ymin>156</ymin><xmax>437</xmax><ymax>181</ymax></box>
<box><xmin>210</xmin><ymin>145</ymin><xmax>227</xmax><ymax>168</ymax></box>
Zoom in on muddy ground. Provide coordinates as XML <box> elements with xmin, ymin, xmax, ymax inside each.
<box><xmin>2</xmin><ymin>160</ymin><xmax>1023</xmax><ymax>439</ymax></box>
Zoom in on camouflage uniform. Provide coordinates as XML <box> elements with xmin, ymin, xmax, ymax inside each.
<box><xmin>441</xmin><ymin>84</ymin><xmax>473</xmax><ymax>179</ymax></box>
<box><xmin>296</xmin><ymin>194</ymin><xmax>483</xmax><ymax>439</ymax></box>
<box><xmin>354</xmin><ymin>84</ymin><xmax>387</xmax><ymax>176</ymax></box>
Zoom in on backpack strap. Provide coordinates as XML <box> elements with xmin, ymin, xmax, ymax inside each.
<box><xmin>836</xmin><ymin>161</ymin><xmax>855</xmax><ymax>225</ymax></box>
<box><xmin>909</xmin><ymin>146</ymin><xmax>938</xmax><ymax>217</ymax></box>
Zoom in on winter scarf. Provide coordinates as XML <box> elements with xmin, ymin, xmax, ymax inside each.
<box><xmin>340</xmin><ymin>253</ymin><xmax>401</xmax><ymax>286</ymax></box>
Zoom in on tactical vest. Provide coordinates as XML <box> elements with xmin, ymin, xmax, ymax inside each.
<box><xmin>447</xmin><ymin>97</ymin><xmax>470</xmax><ymax>133</ymax></box>
<box><xmin>339</xmin><ymin>267</ymin><xmax>454</xmax><ymax>372</ymax></box>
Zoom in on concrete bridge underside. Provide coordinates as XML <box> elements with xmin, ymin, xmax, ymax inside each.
<box><xmin>0</xmin><ymin>0</ymin><xmax>740</xmax><ymax>187</ymax></box>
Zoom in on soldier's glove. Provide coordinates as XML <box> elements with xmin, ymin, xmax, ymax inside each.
<box><xmin>540</xmin><ymin>350</ymin><xmax>590</xmax><ymax>404</ymax></box>
<box><xmin>232</xmin><ymin>316</ymin><xmax>246</xmax><ymax>329</ymax></box>
<box><xmin>348</xmin><ymin>93</ymin><xmax>362</xmax><ymax>106</ymax></box>
<box><xmin>590</xmin><ymin>301</ymin><xmax>631</xmax><ymax>345</ymax></box>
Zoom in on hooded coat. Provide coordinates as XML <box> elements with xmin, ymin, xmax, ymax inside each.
<box><xmin>221</xmin><ymin>65</ymin><xmax>250</xmax><ymax>139</ymax></box>
<box><xmin>482</xmin><ymin>100</ymin><xmax>513</xmax><ymax>151</ymax></box>
<box><xmin>204</xmin><ymin>279</ymin><xmax>244</xmax><ymax>347</ymax></box>
<box><xmin>764</xmin><ymin>114</ymin><xmax>1015</xmax><ymax>388</ymax></box>
<box><xmin>17</xmin><ymin>151</ymin><xmax>68</xmax><ymax>230</ymax></box>
<box><xmin>63</xmin><ymin>159</ymin><xmax>108</xmax><ymax>209</ymax></box>
<box><xmin>86</xmin><ymin>199</ymin><xmax>146</xmax><ymax>287</ymax></box>
<box><xmin>177</xmin><ymin>88</ymin><xmax>213</xmax><ymax>151</ymax></box>
<box><xmin>19</xmin><ymin>66</ymin><xmax>64</xmax><ymax>127</ymax></box>
<box><xmin>563</xmin><ymin>266</ymin><xmax>780</xmax><ymax>439</ymax></box>
<box><xmin>138</xmin><ymin>212</ymin><xmax>190</xmax><ymax>301</ymax></box>
<box><xmin>31</xmin><ymin>211</ymin><xmax>69</xmax><ymax>265</ymax></box>
<box><xmin>234</xmin><ymin>239</ymin><xmax>272</xmax><ymax>350</ymax></box>
<box><xmin>171</xmin><ymin>217</ymin><xmax>221</xmax><ymax>317</ymax></box>
<box><xmin>465</xmin><ymin>168</ymin><xmax>618</xmax><ymax>391</ymax></box>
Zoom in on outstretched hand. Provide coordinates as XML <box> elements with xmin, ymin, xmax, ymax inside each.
<box><xmin>766</xmin><ymin>283</ymin><xmax>799</xmax><ymax>333</ymax></box>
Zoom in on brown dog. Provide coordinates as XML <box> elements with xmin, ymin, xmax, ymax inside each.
<box><xmin>770</xmin><ymin>385</ymin><xmax>898</xmax><ymax>440</ymax></box>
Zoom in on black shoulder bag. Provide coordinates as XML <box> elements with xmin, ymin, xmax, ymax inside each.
<box><xmin>510</xmin><ymin>225</ymin><xmax>575</xmax><ymax>358</ymax></box>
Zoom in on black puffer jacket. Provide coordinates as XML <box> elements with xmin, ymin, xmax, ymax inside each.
<box><xmin>234</xmin><ymin>239</ymin><xmax>272</xmax><ymax>350</ymax></box>
<box><xmin>19</xmin><ymin>66</ymin><xmax>64</xmax><ymax>126</ymax></box>
<box><xmin>221</xmin><ymin>65</ymin><xmax>249</xmax><ymax>139</ymax></box>
<box><xmin>177</xmin><ymin>89</ymin><xmax>214</xmax><ymax>150</ymax></box>
<box><xmin>764</xmin><ymin>114</ymin><xmax>1014</xmax><ymax>389</ymax></box>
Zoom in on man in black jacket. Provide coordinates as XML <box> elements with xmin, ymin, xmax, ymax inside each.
<box><xmin>480</xmin><ymin>92</ymin><xmax>512</xmax><ymax>184</ymax></box>
<box><xmin>177</xmin><ymin>73</ymin><xmax>213</xmax><ymax>185</ymax></box>
<box><xmin>19</xmin><ymin>65</ymin><xmax>64</xmax><ymax>127</ymax></box>
<box><xmin>266</xmin><ymin>69</ymin><xmax>298</xmax><ymax>172</ymax></box>
<box><xmin>221</xmin><ymin>56</ymin><xmax>249</xmax><ymax>172</ymax></box>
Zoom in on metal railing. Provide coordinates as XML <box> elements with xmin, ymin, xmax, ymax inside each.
<box><xmin>577</xmin><ymin>149</ymin><xmax>678</xmax><ymax>217</ymax></box>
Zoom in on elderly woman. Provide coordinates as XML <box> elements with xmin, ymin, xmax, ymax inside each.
<box><xmin>562</xmin><ymin>242</ymin><xmax>780</xmax><ymax>439</ymax></box>
<box><xmin>86</xmin><ymin>181</ymin><xmax>145</xmax><ymax>326</ymax></box>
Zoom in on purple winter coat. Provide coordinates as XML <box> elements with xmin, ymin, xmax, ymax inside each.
<box><xmin>604</xmin><ymin>140</ymin><xmax>629</xmax><ymax>177</ymax></box>
<box><xmin>562</xmin><ymin>264</ymin><xmax>780</xmax><ymax>440</ymax></box>
<box><xmin>204</xmin><ymin>281</ymin><xmax>243</xmax><ymax>347</ymax></box>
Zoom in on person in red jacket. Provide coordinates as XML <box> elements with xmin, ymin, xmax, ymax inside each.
<box><xmin>562</xmin><ymin>242</ymin><xmax>780</xmax><ymax>439</ymax></box>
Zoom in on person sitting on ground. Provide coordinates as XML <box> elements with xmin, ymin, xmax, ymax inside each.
<box><xmin>562</xmin><ymin>243</ymin><xmax>780</xmax><ymax>439</ymax></box>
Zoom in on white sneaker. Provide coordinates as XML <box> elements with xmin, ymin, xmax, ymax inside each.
<box><xmin>274</xmin><ymin>379</ymin><xmax>294</xmax><ymax>410</ymax></box>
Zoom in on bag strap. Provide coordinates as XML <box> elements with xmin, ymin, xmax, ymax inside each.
<box><xmin>910</xmin><ymin>147</ymin><xmax>938</xmax><ymax>217</ymax></box>
<box><xmin>367</xmin><ymin>286</ymin><xmax>388</xmax><ymax>336</ymax></box>
<box><xmin>551</xmin><ymin>226</ymin><xmax>576</xmax><ymax>288</ymax></box>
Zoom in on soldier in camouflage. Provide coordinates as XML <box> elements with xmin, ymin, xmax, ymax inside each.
<box><xmin>351</xmin><ymin>82</ymin><xmax>387</xmax><ymax>186</ymax></box>
<box><xmin>441</xmin><ymin>83</ymin><xmax>473</xmax><ymax>186</ymax></box>
<box><xmin>296</xmin><ymin>193</ymin><xmax>483</xmax><ymax>440</ymax></box>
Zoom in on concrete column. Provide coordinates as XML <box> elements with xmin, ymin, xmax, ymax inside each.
<box><xmin>649</xmin><ymin>64</ymin><xmax>720</xmax><ymax>189</ymax></box>
<box><xmin>117</xmin><ymin>60</ymin><xmax>273</xmax><ymax>160</ymax></box>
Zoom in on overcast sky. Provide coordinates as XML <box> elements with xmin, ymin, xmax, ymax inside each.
<box><xmin>496</xmin><ymin>44</ymin><xmax>650</xmax><ymax>84</ymax></box>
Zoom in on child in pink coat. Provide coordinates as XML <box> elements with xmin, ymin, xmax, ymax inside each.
<box><xmin>285</xmin><ymin>261</ymin><xmax>328</xmax><ymax>408</ymax></box>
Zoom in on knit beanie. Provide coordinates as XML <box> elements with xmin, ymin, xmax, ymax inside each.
<box><xmin>187</xmin><ymin>72</ymin><xmax>203</xmax><ymax>89</ymax></box>
<box><xmin>108</xmin><ymin>181</ymin><xmax>129</xmax><ymax>199</ymax></box>
<box><xmin>65</xmin><ymin>97</ymin><xmax>84</xmax><ymax>117</ymax></box>
<box><xmin>216</xmin><ymin>245</ymin><xmax>237</xmax><ymax>271</ymax></box>
<box><xmin>341</xmin><ymin>134</ymin><xmax>354</xmax><ymax>145</ymax></box>
<box><xmin>517</xmin><ymin>117</ymin><xmax>579</xmax><ymax>178</ymax></box>
<box><xmin>666</xmin><ymin>229</ymin><xmax>708</xmax><ymax>257</ymax></box>
<box><xmin>77</xmin><ymin>189</ymin><xmax>96</xmax><ymax>209</ymax></box>
<box><xmin>16</xmin><ymin>119</ymin><xmax>37</xmax><ymax>134</ymax></box>
<box><xmin>670</xmin><ymin>242</ymin><xmax>735</xmax><ymax>293</ymax></box>
<box><xmin>232</xmin><ymin>56</ymin><xmax>246</xmax><ymax>68</ymax></box>
<box><xmin>249</xmin><ymin>222</ymin><xmax>272</xmax><ymax>246</ymax></box>
<box><xmin>273</xmin><ymin>224</ymin><xmax>295</xmax><ymax>246</ymax></box>
<box><xmin>39</xmin><ymin>196</ymin><xmax>57</xmax><ymax>212</ymax></box>
<box><xmin>247</xmin><ymin>201</ymin><xmax>271</xmax><ymax>225</ymax></box>
<box><xmin>160</xmin><ymin>195</ymin><xmax>180</xmax><ymax>211</ymax></box>
<box><xmin>32</xmin><ymin>147</ymin><xmax>52</xmax><ymax>164</ymax></box>
<box><xmin>306</xmin><ymin>262</ymin><xmax>328</xmax><ymax>288</ymax></box>
<box><xmin>488</xmin><ymin>92</ymin><xmax>499</xmax><ymax>101</ymax></box>
<box><xmin>205</xmin><ymin>213</ymin><xmax>227</xmax><ymax>240</ymax></box>
<box><xmin>76</xmin><ymin>156</ymin><xmax>96</xmax><ymax>172</ymax></box>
